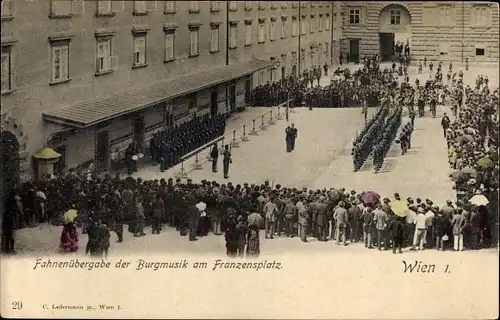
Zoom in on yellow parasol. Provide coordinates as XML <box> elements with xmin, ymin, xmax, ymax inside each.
<box><xmin>63</xmin><ymin>209</ymin><xmax>78</xmax><ymax>223</ymax></box>
<box><xmin>389</xmin><ymin>200</ymin><xmax>409</xmax><ymax>217</ymax></box>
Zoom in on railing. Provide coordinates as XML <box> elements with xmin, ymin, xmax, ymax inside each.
<box><xmin>175</xmin><ymin>99</ymin><xmax>293</xmax><ymax>178</ymax></box>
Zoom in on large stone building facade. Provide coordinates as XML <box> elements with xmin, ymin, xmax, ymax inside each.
<box><xmin>340</xmin><ymin>1</ymin><xmax>499</xmax><ymax>63</ymax></box>
<box><xmin>0</xmin><ymin>0</ymin><xmax>337</xmax><ymax>181</ymax></box>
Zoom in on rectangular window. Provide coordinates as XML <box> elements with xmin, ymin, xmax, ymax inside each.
<box><xmin>439</xmin><ymin>42</ymin><xmax>449</xmax><ymax>56</ymax></box>
<box><xmin>245</xmin><ymin>23</ymin><xmax>252</xmax><ymax>45</ymax></box>
<box><xmin>439</xmin><ymin>6</ymin><xmax>452</xmax><ymax>25</ymax></box>
<box><xmin>190</xmin><ymin>1</ymin><xmax>199</xmax><ymax>12</ymax></box>
<box><xmin>51</xmin><ymin>42</ymin><xmax>70</xmax><ymax>82</ymax></box>
<box><xmin>134</xmin><ymin>0</ymin><xmax>147</xmax><ymax>14</ymax></box>
<box><xmin>51</xmin><ymin>0</ymin><xmax>72</xmax><ymax>16</ymax></box>
<box><xmin>164</xmin><ymin>1</ymin><xmax>175</xmax><ymax>12</ymax></box>
<box><xmin>270</xmin><ymin>21</ymin><xmax>276</xmax><ymax>40</ymax></box>
<box><xmin>97</xmin><ymin>0</ymin><xmax>112</xmax><ymax>14</ymax></box>
<box><xmin>96</xmin><ymin>38</ymin><xmax>112</xmax><ymax>73</ymax></box>
<box><xmin>349</xmin><ymin>9</ymin><xmax>360</xmax><ymax>24</ymax></box>
<box><xmin>229</xmin><ymin>25</ymin><xmax>237</xmax><ymax>48</ymax></box>
<box><xmin>211</xmin><ymin>1</ymin><xmax>220</xmax><ymax>11</ymax></box>
<box><xmin>133</xmin><ymin>35</ymin><xmax>147</xmax><ymax>66</ymax></box>
<box><xmin>245</xmin><ymin>1</ymin><xmax>252</xmax><ymax>10</ymax></box>
<box><xmin>258</xmin><ymin>1</ymin><xmax>265</xmax><ymax>10</ymax></box>
<box><xmin>259</xmin><ymin>70</ymin><xmax>265</xmax><ymax>85</ymax></box>
<box><xmin>300</xmin><ymin>19</ymin><xmax>306</xmax><ymax>35</ymax></box>
<box><xmin>1</xmin><ymin>46</ymin><xmax>12</xmax><ymax>93</ymax></box>
<box><xmin>165</xmin><ymin>32</ymin><xmax>175</xmax><ymax>60</ymax></box>
<box><xmin>1</xmin><ymin>0</ymin><xmax>12</xmax><ymax>17</ymax></box>
<box><xmin>474</xmin><ymin>7</ymin><xmax>488</xmax><ymax>26</ymax></box>
<box><xmin>325</xmin><ymin>15</ymin><xmax>330</xmax><ymax>30</ymax></box>
<box><xmin>229</xmin><ymin>1</ymin><xmax>237</xmax><ymax>11</ymax></box>
<box><xmin>475</xmin><ymin>48</ymin><xmax>485</xmax><ymax>56</ymax></box>
<box><xmin>319</xmin><ymin>16</ymin><xmax>323</xmax><ymax>31</ymax></box>
<box><xmin>210</xmin><ymin>27</ymin><xmax>219</xmax><ymax>52</ymax></box>
<box><xmin>281</xmin><ymin>20</ymin><xmax>287</xmax><ymax>38</ymax></box>
<box><xmin>190</xmin><ymin>29</ymin><xmax>199</xmax><ymax>56</ymax></box>
<box><xmin>258</xmin><ymin>22</ymin><xmax>266</xmax><ymax>43</ymax></box>
<box><xmin>292</xmin><ymin>19</ymin><xmax>298</xmax><ymax>37</ymax></box>
<box><xmin>390</xmin><ymin>10</ymin><xmax>401</xmax><ymax>25</ymax></box>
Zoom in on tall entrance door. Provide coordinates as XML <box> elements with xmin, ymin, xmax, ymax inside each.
<box><xmin>133</xmin><ymin>117</ymin><xmax>145</xmax><ymax>153</ymax></box>
<box><xmin>379</xmin><ymin>33</ymin><xmax>395</xmax><ymax>61</ymax></box>
<box><xmin>210</xmin><ymin>90</ymin><xmax>218</xmax><ymax>118</ymax></box>
<box><xmin>291</xmin><ymin>64</ymin><xmax>297</xmax><ymax>78</ymax></box>
<box><xmin>95</xmin><ymin>131</ymin><xmax>109</xmax><ymax>172</ymax></box>
<box><xmin>349</xmin><ymin>39</ymin><xmax>360</xmax><ymax>62</ymax></box>
<box><xmin>245</xmin><ymin>78</ymin><xmax>252</xmax><ymax>105</ymax></box>
<box><xmin>0</xmin><ymin>131</ymin><xmax>20</xmax><ymax>197</ymax></box>
<box><xmin>281</xmin><ymin>66</ymin><xmax>286</xmax><ymax>81</ymax></box>
<box><xmin>53</xmin><ymin>145</ymin><xmax>66</xmax><ymax>175</ymax></box>
<box><xmin>228</xmin><ymin>84</ymin><xmax>236</xmax><ymax>113</ymax></box>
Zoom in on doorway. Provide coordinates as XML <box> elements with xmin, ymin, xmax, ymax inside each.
<box><xmin>0</xmin><ymin>131</ymin><xmax>20</xmax><ymax>197</ymax></box>
<box><xmin>95</xmin><ymin>130</ymin><xmax>109</xmax><ymax>172</ymax></box>
<box><xmin>379</xmin><ymin>33</ymin><xmax>395</xmax><ymax>61</ymax></box>
<box><xmin>133</xmin><ymin>117</ymin><xmax>145</xmax><ymax>153</ymax></box>
<box><xmin>349</xmin><ymin>39</ymin><xmax>360</xmax><ymax>62</ymax></box>
<box><xmin>291</xmin><ymin>64</ymin><xmax>297</xmax><ymax>78</ymax></box>
<box><xmin>210</xmin><ymin>90</ymin><xmax>218</xmax><ymax>118</ymax></box>
<box><xmin>281</xmin><ymin>66</ymin><xmax>286</xmax><ymax>81</ymax></box>
<box><xmin>245</xmin><ymin>78</ymin><xmax>251</xmax><ymax>104</ymax></box>
<box><xmin>228</xmin><ymin>84</ymin><xmax>236</xmax><ymax>113</ymax></box>
<box><xmin>53</xmin><ymin>145</ymin><xmax>66</xmax><ymax>175</ymax></box>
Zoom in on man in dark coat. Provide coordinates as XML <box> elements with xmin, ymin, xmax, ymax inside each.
<box><xmin>222</xmin><ymin>145</ymin><xmax>232</xmax><ymax>179</ymax></box>
<box><xmin>441</xmin><ymin>113</ymin><xmax>450</xmax><ymax>138</ymax></box>
<box><xmin>125</xmin><ymin>143</ymin><xmax>135</xmax><ymax>175</ymax></box>
<box><xmin>210</xmin><ymin>143</ymin><xmax>219</xmax><ymax>173</ymax></box>
<box><xmin>289</xmin><ymin>124</ymin><xmax>298</xmax><ymax>151</ymax></box>
<box><xmin>1</xmin><ymin>191</ymin><xmax>21</xmax><ymax>254</ymax></box>
<box><xmin>285</xmin><ymin>125</ymin><xmax>293</xmax><ymax>152</ymax></box>
<box><xmin>387</xmin><ymin>215</ymin><xmax>404</xmax><ymax>254</ymax></box>
<box><xmin>187</xmin><ymin>203</ymin><xmax>200</xmax><ymax>241</ymax></box>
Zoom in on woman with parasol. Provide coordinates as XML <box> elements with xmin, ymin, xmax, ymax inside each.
<box><xmin>60</xmin><ymin>205</ymin><xmax>79</xmax><ymax>253</ymax></box>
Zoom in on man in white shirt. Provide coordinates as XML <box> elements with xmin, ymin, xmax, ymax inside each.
<box><xmin>412</xmin><ymin>207</ymin><xmax>427</xmax><ymax>250</ymax></box>
<box><xmin>405</xmin><ymin>207</ymin><xmax>417</xmax><ymax>247</ymax></box>
<box><xmin>424</xmin><ymin>207</ymin><xmax>436</xmax><ymax>248</ymax></box>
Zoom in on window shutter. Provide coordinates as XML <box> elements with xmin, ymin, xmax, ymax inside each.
<box><xmin>111</xmin><ymin>0</ymin><xmax>124</xmax><ymax>12</ymax></box>
<box><xmin>61</xmin><ymin>47</ymin><xmax>69</xmax><ymax>79</ymax></box>
<box><xmin>190</xmin><ymin>31</ymin><xmax>197</xmax><ymax>54</ymax></box>
<box><xmin>98</xmin><ymin>0</ymin><xmax>106</xmax><ymax>13</ymax></box>
<box><xmin>72</xmin><ymin>0</ymin><xmax>84</xmax><ymax>14</ymax></box>
<box><xmin>146</xmin><ymin>0</ymin><xmax>157</xmax><ymax>12</ymax></box>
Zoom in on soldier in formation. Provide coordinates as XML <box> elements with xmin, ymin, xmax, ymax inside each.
<box><xmin>147</xmin><ymin>114</ymin><xmax>227</xmax><ymax>172</ymax></box>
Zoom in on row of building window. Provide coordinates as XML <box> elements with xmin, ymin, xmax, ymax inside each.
<box><xmin>348</xmin><ymin>6</ymin><xmax>492</xmax><ymax>26</ymax></box>
<box><xmin>0</xmin><ymin>0</ymin><xmax>331</xmax><ymax>18</ymax></box>
<box><xmin>0</xmin><ymin>18</ymin><xmax>330</xmax><ymax>93</ymax></box>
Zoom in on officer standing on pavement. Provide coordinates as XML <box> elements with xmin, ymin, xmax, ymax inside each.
<box><xmin>210</xmin><ymin>143</ymin><xmax>219</xmax><ymax>173</ymax></box>
<box><xmin>223</xmin><ymin>145</ymin><xmax>232</xmax><ymax>179</ymax></box>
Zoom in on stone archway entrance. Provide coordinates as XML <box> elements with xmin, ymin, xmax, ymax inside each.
<box><xmin>0</xmin><ymin>131</ymin><xmax>20</xmax><ymax>195</ymax></box>
<box><xmin>378</xmin><ymin>3</ymin><xmax>412</xmax><ymax>61</ymax></box>
<box><xmin>291</xmin><ymin>64</ymin><xmax>297</xmax><ymax>78</ymax></box>
<box><xmin>0</xmin><ymin>115</ymin><xmax>29</xmax><ymax>238</ymax></box>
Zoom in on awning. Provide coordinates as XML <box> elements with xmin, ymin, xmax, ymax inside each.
<box><xmin>43</xmin><ymin>59</ymin><xmax>271</xmax><ymax>128</ymax></box>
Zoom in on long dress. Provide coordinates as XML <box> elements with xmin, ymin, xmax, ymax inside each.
<box><xmin>60</xmin><ymin>222</ymin><xmax>78</xmax><ymax>253</ymax></box>
<box><xmin>246</xmin><ymin>226</ymin><xmax>260</xmax><ymax>258</ymax></box>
